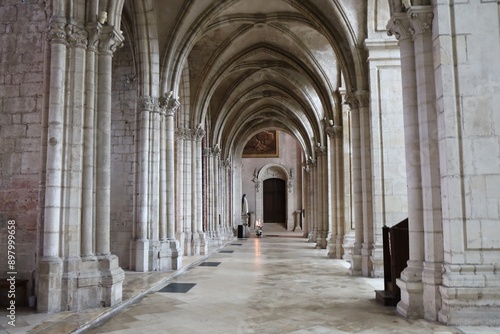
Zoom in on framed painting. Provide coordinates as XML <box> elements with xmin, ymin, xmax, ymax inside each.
<box><xmin>243</xmin><ymin>130</ymin><xmax>279</xmax><ymax>158</ymax></box>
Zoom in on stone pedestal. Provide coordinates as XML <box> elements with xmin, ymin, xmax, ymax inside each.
<box><xmin>134</xmin><ymin>239</ymin><xmax>150</xmax><ymax>272</ymax></box>
<box><xmin>37</xmin><ymin>256</ymin><xmax>63</xmax><ymax>313</ymax></box>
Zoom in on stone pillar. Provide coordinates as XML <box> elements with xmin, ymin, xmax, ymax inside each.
<box><xmin>134</xmin><ymin>96</ymin><xmax>154</xmax><ymax>272</ymax></box>
<box><xmin>213</xmin><ymin>147</ymin><xmax>221</xmax><ymax>242</ymax></box>
<box><xmin>409</xmin><ymin>7</ymin><xmax>443</xmax><ymax>321</ymax></box>
<box><xmin>95</xmin><ymin>26</ymin><xmax>125</xmax><ymax>306</ymax></box>
<box><xmin>315</xmin><ymin>145</ymin><xmax>328</xmax><ymax>249</ymax></box>
<box><xmin>204</xmin><ymin>147</ymin><xmax>214</xmax><ymax>239</ymax></box>
<box><xmin>183</xmin><ymin>129</ymin><xmax>193</xmax><ymax>256</ymax></box>
<box><xmin>387</xmin><ymin>11</ymin><xmax>425</xmax><ymax>319</ymax></box>
<box><xmin>192</xmin><ymin>126</ymin><xmax>207</xmax><ymax>254</ymax></box>
<box><xmin>327</xmin><ymin>125</ymin><xmax>344</xmax><ymax>258</ymax></box>
<box><xmin>81</xmin><ymin>23</ymin><xmax>98</xmax><ymax>260</ymax></box>
<box><xmin>161</xmin><ymin>92</ymin><xmax>182</xmax><ymax>269</ymax></box>
<box><xmin>357</xmin><ymin>91</ymin><xmax>374</xmax><ymax>277</ymax></box>
<box><xmin>345</xmin><ymin>94</ymin><xmax>363</xmax><ymax>276</ymax></box>
<box><xmin>302</xmin><ymin>160</ymin><xmax>311</xmax><ymax>238</ymax></box>
<box><xmin>38</xmin><ymin>16</ymin><xmax>67</xmax><ymax>313</ymax></box>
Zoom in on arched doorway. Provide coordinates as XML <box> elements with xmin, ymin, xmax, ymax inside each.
<box><xmin>263</xmin><ymin>178</ymin><xmax>286</xmax><ymax>225</ymax></box>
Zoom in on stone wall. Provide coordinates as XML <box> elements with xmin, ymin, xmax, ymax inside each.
<box><xmin>110</xmin><ymin>38</ymin><xmax>136</xmax><ymax>269</ymax></box>
<box><xmin>0</xmin><ymin>1</ymin><xmax>46</xmax><ymax>290</ymax></box>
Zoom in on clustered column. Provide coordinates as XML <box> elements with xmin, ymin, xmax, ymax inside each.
<box><xmin>387</xmin><ymin>6</ymin><xmax>442</xmax><ymax>320</ymax></box>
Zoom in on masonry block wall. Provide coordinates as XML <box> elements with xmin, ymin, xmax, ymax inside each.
<box><xmin>0</xmin><ymin>1</ymin><xmax>46</xmax><ymax>293</ymax></box>
<box><xmin>110</xmin><ymin>39</ymin><xmax>136</xmax><ymax>269</ymax></box>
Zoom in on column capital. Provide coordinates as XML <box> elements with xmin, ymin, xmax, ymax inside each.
<box><xmin>193</xmin><ymin>125</ymin><xmax>206</xmax><ymax>142</ymax></box>
<box><xmin>326</xmin><ymin>125</ymin><xmax>343</xmax><ymax>139</ymax></box>
<box><xmin>355</xmin><ymin>90</ymin><xmax>370</xmax><ymax>107</ymax></box>
<box><xmin>387</xmin><ymin>12</ymin><xmax>413</xmax><ymax>41</ymax></box>
<box><xmin>98</xmin><ymin>26</ymin><xmax>124</xmax><ymax>54</ymax></box>
<box><xmin>407</xmin><ymin>7</ymin><xmax>434</xmax><ymax>36</ymax></box>
<box><xmin>203</xmin><ymin>147</ymin><xmax>212</xmax><ymax>157</ymax></box>
<box><xmin>315</xmin><ymin>144</ymin><xmax>327</xmax><ymax>156</ymax></box>
<box><xmin>212</xmin><ymin>144</ymin><xmax>221</xmax><ymax>157</ymax></box>
<box><xmin>138</xmin><ymin>96</ymin><xmax>159</xmax><ymax>112</ymax></box>
<box><xmin>160</xmin><ymin>91</ymin><xmax>181</xmax><ymax>116</ymax></box>
<box><xmin>66</xmin><ymin>22</ymin><xmax>88</xmax><ymax>48</ymax></box>
<box><xmin>86</xmin><ymin>22</ymin><xmax>102</xmax><ymax>52</ymax></box>
<box><xmin>345</xmin><ymin>91</ymin><xmax>370</xmax><ymax>109</ymax></box>
<box><xmin>176</xmin><ymin>127</ymin><xmax>191</xmax><ymax>141</ymax></box>
<box><xmin>46</xmin><ymin>16</ymin><xmax>67</xmax><ymax>45</ymax></box>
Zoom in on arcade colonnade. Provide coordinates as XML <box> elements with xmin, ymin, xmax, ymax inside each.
<box><xmin>0</xmin><ymin>0</ymin><xmax>499</xmax><ymax>327</ymax></box>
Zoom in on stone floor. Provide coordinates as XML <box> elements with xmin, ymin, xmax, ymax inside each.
<box><xmin>2</xmin><ymin>226</ymin><xmax>500</xmax><ymax>334</ymax></box>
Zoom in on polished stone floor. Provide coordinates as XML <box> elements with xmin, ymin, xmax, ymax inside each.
<box><xmin>2</xmin><ymin>227</ymin><xmax>500</xmax><ymax>334</ymax></box>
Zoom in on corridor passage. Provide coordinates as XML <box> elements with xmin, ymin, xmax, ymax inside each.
<box><xmin>86</xmin><ymin>234</ymin><xmax>487</xmax><ymax>334</ymax></box>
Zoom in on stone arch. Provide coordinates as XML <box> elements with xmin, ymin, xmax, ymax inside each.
<box><xmin>254</xmin><ymin>163</ymin><xmax>295</xmax><ymax>230</ymax></box>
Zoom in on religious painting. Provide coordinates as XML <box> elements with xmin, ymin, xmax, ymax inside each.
<box><xmin>242</xmin><ymin>130</ymin><xmax>279</xmax><ymax>158</ymax></box>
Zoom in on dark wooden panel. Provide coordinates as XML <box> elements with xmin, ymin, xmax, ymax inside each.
<box><xmin>263</xmin><ymin>178</ymin><xmax>286</xmax><ymax>223</ymax></box>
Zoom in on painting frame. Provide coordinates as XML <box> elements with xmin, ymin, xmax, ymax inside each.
<box><xmin>242</xmin><ymin>130</ymin><xmax>279</xmax><ymax>158</ymax></box>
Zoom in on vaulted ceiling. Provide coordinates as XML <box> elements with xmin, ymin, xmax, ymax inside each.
<box><xmin>124</xmin><ymin>0</ymin><xmax>369</xmax><ymax>160</ymax></box>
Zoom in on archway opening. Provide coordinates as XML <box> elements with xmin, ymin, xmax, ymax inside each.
<box><xmin>263</xmin><ymin>178</ymin><xmax>286</xmax><ymax>226</ymax></box>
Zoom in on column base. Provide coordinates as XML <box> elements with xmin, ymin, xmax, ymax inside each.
<box><xmin>370</xmin><ymin>243</ymin><xmax>384</xmax><ymax>278</ymax></box>
<box><xmin>184</xmin><ymin>230</ymin><xmax>193</xmax><ymax>256</ymax></box>
<box><xmin>438</xmin><ymin>264</ymin><xmax>500</xmax><ymax>326</ymax></box>
<box><xmin>422</xmin><ymin>261</ymin><xmax>443</xmax><ymax>321</ymax></box>
<box><xmin>97</xmin><ymin>254</ymin><xmax>124</xmax><ymax>307</ymax></box>
<box><xmin>37</xmin><ymin>256</ymin><xmax>63</xmax><ymax>313</ymax></box>
<box><xmin>342</xmin><ymin>232</ymin><xmax>355</xmax><ymax>261</ymax></box>
<box><xmin>349</xmin><ymin>254</ymin><xmax>362</xmax><ymax>276</ymax></box>
<box><xmin>134</xmin><ymin>239</ymin><xmax>150</xmax><ymax>272</ymax></box>
<box><xmin>335</xmin><ymin>234</ymin><xmax>344</xmax><ymax>259</ymax></box>
<box><xmin>396</xmin><ymin>263</ymin><xmax>424</xmax><ymax>319</ymax></box>
<box><xmin>197</xmin><ymin>232</ymin><xmax>208</xmax><ymax>255</ymax></box>
<box><xmin>327</xmin><ymin>233</ymin><xmax>337</xmax><ymax>258</ymax></box>
<box><xmin>361</xmin><ymin>243</ymin><xmax>373</xmax><ymax>277</ymax></box>
<box><xmin>315</xmin><ymin>231</ymin><xmax>327</xmax><ymax>249</ymax></box>
<box><xmin>168</xmin><ymin>239</ymin><xmax>182</xmax><ymax>270</ymax></box>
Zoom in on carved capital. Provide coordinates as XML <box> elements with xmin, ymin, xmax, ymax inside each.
<box><xmin>176</xmin><ymin>128</ymin><xmax>192</xmax><ymax>141</ymax></box>
<box><xmin>98</xmin><ymin>26</ymin><xmax>124</xmax><ymax>54</ymax></box>
<box><xmin>408</xmin><ymin>7</ymin><xmax>434</xmax><ymax>36</ymax></box>
<box><xmin>203</xmin><ymin>148</ymin><xmax>212</xmax><ymax>157</ymax></box>
<box><xmin>160</xmin><ymin>91</ymin><xmax>181</xmax><ymax>117</ymax></box>
<box><xmin>66</xmin><ymin>22</ymin><xmax>88</xmax><ymax>48</ymax></box>
<box><xmin>86</xmin><ymin>23</ymin><xmax>101</xmax><ymax>51</ymax></box>
<box><xmin>315</xmin><ymin>145</ymin><xmax>327</xmax><ymax>156</ymax></box>
<box><xmin>344</xmin><ymin>94</ymin><xmax>359</xmax><ymax>110</ymax></box>
<box><xmin>326</xmin><ymin>125</ymin><xmax>343</xmax><ymax>139</ymax></box>
<box><xmin>193</xmin><ymin>126</ymin><xmax>206</xmax><ymax>142</ymax></box>
<box><xmin>212</xmin><ymin>144</ymin><xmax>221</xmax><ymax>157</ymax></box>
<box><xmin>387</xmin><ymin>12</ymin><xmax>413</xmax><ymax>41</ymax></box>
<box><xmin>138</xmin><ymin>96</ymin><xmax>159</xmax><ymax>112</ymax></box>
<box><xmin>355</xmin><ymin>91</ymin><xmax>370</xmax><ymax>108</ymax></box>
<box><xmin>46</xmin><ymin>17</ymin><xmax>67</xmax><ymax>44</ymax></box>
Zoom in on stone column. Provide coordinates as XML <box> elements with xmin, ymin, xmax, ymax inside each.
<box><xmin>357</xmin><ymin>91</ymin><xmax>374</xmax><ymax>277</ymax></box>
<box><xmin>409</xmin><ymin>7</ymin><xmax>443</xmax><ymax>321</ymax></box>
<box><xmin>327</xmin><ymin>125</ymin><xmax>344</xmax><ymax>258</ymax></box>
<box><xmin>161</xmin><ymin>92</ymin><xmax>182</xmax><ymax>269</ymax></box>
<box><xmin>387</xmin><ymin>11</ymin><xmax>425</xmax><ymax>319</ymax></box>
<box><xmin>315</xmin><ymin>145</ymin><xmax>328</xmax><ymax>249</ymax></box>
<box><xmin>345</xmin><ymin>94</ymin><xmax>363</xmax><ymax>276</ymax></box>
<box><xmin>149</xmin><ymin>106</ymin><xmax>161</xmax><ymax>271</ymax></box>
<box><xmin>213</xmin><ymin>146</ymin><xmax>221</xmax><ymax>242</ymax></box>
<box><xmin>38</xmin><ymin>16</ymin><xmax>67</xmax><ymax>313</ymax></box>
<box><xmin>302</xmin><ymin>160</ymin><xmax>311</xmax><ymax>238</ymax></box>
<box><xmin>193</xmin><ymin>126</ymin><xmax>207</xmax><ymax>254</ymax></box>
<box><xmin>134</xmin><ymin>96</ymin><xmax>154</xmax><ymax>272</ymax></box>
<box><xmin>185</xmin><ymin>131</ymin><xmax>193</xmax><ymax>255</ymax></box>
<box><xmin>95</xmin><ymin>26</ymin><xmax>125</xmax><ymax>306</ymax></box>
<box><xmin>81</xmin><ymin>23</ymin><xmax>99</xmax><ymax>259</ymax></box>
<box><xmin>203</xmin><ymin>147</ymin><xmax>214</xmax><ymax>239</ymax></box>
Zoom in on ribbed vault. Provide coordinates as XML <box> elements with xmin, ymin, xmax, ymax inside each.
<box><xmin>146</xmin><ymin>0</ymin><xmax>368</xmax><ymax>160</ymax></box>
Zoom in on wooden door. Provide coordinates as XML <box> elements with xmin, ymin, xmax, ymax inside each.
<box><xmin>263</xmin><ymin>178</ymin><xmax>286</xmax><ymax>223</ymax></box>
